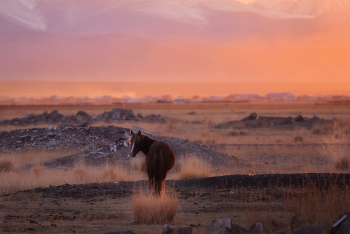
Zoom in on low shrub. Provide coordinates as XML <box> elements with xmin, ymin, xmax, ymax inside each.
<box><xmin>335</xmin><ymin>157</ymin><xmax>349</xmax><ymax>171</ymax></box>
<box><xmin>0</xmin><ymin>160</ymin><xmax>13</xmax><ymax>172</ymax></box>
<box><xmin>177</xmin><ymin>155</ymin><xmax>211</xmax><ymax>179</ymax></box>
<box><xmin>131</xmin><ymin>192</ymin><xmax>177</xmax><ymax>224</ymax></box>
<box><xmin>294</xmin><ymin>136</ymin><xmax>303</xmax><ymax>142</ymax></box>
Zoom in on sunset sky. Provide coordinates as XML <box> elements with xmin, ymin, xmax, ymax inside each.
<box><xmin>0</xmin><ymin>0</ymin><xmax>349</xmax><ymax>97</ymax></box>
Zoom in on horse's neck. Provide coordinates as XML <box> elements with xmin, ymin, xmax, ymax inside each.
<box><xmin>141</xmin><ymin>135</ymin><xmax>157</xmax><ymax>155</ymax></box>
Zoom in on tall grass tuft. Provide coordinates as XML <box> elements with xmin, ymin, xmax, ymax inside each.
<box><xmin>321</xmin><ymin>122</ymin><xmax>350</xmax><ymax>172</ymax></box>
<box><xmin>177</xmin><ymin>154</ymin><xmax>211</xmax><ymax>179</ymax></box>
<box><xmin>285</xmin><ymin>182</ymin><xmax>350</xmax><ymax>232</ymax></box>
<box><xmin>0</xmin><ymin>162</ymin><xmax>128</xmax><ymax>194</ymax></box>
<box><xmin>131</xmin><ymin>191</ymin><xmax>177</xmax><ymax>224</ymax></box>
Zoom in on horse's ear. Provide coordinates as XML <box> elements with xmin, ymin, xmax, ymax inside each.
<box><xmin>130</xmin><ymin>129</ymin><xmax>134</xmax><ymax>135</ymax></box>
<box><xmin>138</xmin><ymin>130</ymin><xmax>142</xmax><ymax>136</ymax></box>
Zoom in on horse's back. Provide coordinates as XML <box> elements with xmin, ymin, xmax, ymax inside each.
<box><xmin>148</xmin><ymin>142</ymin><xmax>175</xmax><ymax>172</ymax></box>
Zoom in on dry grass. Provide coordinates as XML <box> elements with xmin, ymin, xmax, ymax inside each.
<box><xmin>0</xmin><ymin>162</ymin><xmax>128</xmax><ymax>194</ymax></box>
<box><xmin>0</xmin><ymin>160</ymin><xmax>14</xmax><ymax>172</ymax></box>
<box><xmin>177</xmin><ymin>154</ymin><xmax>212</xmax><ymax>179</ymax></box>
<box><xmin>0</xmin><ymin>149</ymin><xmax>79</xmax><ymax>168</ymax></box>
<box><xmin>130</xmin><ymin>153</ymin><xmax>147</xmax><ymax>172</ymax></box>
<box><xmin>321</xmin><ymin>122</ymin><xmax>350</xmax><ymax>172</ymax></box>
<box><xmin>131</xmin><ymin>191</ymin><xmax>178</xmax><ymax>224</ymax></box>
<box><xmin>285</xmin><ymin>183</ymin><xmax>350</xmax><ymax>232</ymax></box>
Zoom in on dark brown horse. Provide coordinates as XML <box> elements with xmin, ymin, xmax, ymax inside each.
<box><xmin>128</xmin><ymin>130</ymin><xmax>176</xmax><ymax>196</ymax></box>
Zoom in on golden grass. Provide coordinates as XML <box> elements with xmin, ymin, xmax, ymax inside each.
<box><xmin>131</xmin><ymin>191</ymin><xmax>178</xmax><ymax>224</ymax></box>
<box><xmin>177</xmin><ymin>154</ymin><xmax>212</xmax><ymax>179</ymax></box>
<box><xmin>0</xmin><ymin>149</ymin><xmax>79</xmax><ymax>167</ymax></box>
<box><xmin>321</xmin><ymin>122</ymin><xmax>350</xmax><ymax>172</ymax></box>
<box><xmin>0</xmin><ymin>162</ymin><xmax>128</xmax><ymax>194</ymax></box>
<box><xmin>285</xmin><ymin>183</ymin><xmax>350</xmax><ymax>232</ymax></box>
<box><xmin>130</xmin><ymin>153</ymin><xmax>147</xmax><ymax>172</ymax></box>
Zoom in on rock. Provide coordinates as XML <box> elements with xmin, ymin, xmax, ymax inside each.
<box><xmin>242</xmin><ymin>112</ymin><xmax>258</xmax><ymax>121</ymax></box>
<box><xmin>47</xmin><ymin>110</ymin><xmax>63</xmax><ymax>123</ymax></box>
<box><xmin>290</xmin><ymin>215</ymin><xmax>307</xmax><ymax>231</ymax></box>
<box><xmin>231</xmin><ymin>223</ymin><xmax>248</xmax><ymax>234</ymax></box>
<box><xmin>267</xmin><ymin>219</ymin><xmax>287</xmax><ymax>232</ymax></box>
<box><xmin>76</xmin><ymin>121</ymin><xmax>88</xmax><ymax>127</ymax></box>
<box><xmin>162</xmin><ymin>224</ymin><xmax>193</xmax><ymax>234</ymax></box>
<box><xmin>248</xmin><ymin>222</ymin><xmax>266</xmax><ymax>233</ymax></box>
<box><xmin>76</xmin><ymin>111</ymin><xmax>91</xmax><ymax>122</ymax></box>
<box><xmin>292</xmin><ymin>226</ymin><xmax>324</xmax><ymax>234</ymax></box>
<box><xmin>294</xmin><ymin>115</ymin><xmax>304</xmax><ymax>122</ymax></box>
<box><xmin>331</xmin><ymin>213</ymin><xmax>350</xmax><ymax>234</ymax></box>
<box><xmin>205</xmin><ymin>218</ymin><xmax>232</xmax><ymax>234</ymax></box>
<box><xmin>258</xmin><ymin>116</ymin><xmax>292</xmax><ymax>125</ymax></box>
<box><xmin>103</xmin><ymin>232</ymin><xmax>136</xmax><ymax>234</ymax></box>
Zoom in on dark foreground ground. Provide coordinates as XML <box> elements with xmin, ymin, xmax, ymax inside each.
<box><xmin>1</xmin><ymin>173</ymin><xmax>350</xmax><ymax>234</ymax></box>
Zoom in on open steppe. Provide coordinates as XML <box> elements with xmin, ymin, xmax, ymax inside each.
<box><xmin>1</xmin><ymin>102</ymin><xmax>350</xmax><ymax>233</ymax></box>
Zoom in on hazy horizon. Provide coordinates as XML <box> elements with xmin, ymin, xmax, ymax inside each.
<box><xmin>1</xmin><ymin>81</ymin><xmax>350</xmax><ymax>98</ymax></box>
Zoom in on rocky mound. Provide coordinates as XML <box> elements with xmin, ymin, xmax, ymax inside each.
<box><xmin>215</xmin><ymin>112</ymin><xmax>335</xmax><ymax>129</ymax></box>
<box><xmin>0</xmin><ymin>125</ymin><xmax>232</xmax><ymax>169</ymax></box>
<box><xmin>0</xmin><ymin>109</ymin><xmax>166</xmax><ymax>126</ymax></box>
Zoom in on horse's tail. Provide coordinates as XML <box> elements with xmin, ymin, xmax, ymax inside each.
<box><xmin>153</xmin><ymin>143</ymin><xmax>163</xmax><ymax>196</ymax></box>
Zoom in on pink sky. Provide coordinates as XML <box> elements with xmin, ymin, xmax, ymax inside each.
<box><xmin>0</xmin><ymin>0</ymin><xmax>349</xmax><ymax>96</ymax></box>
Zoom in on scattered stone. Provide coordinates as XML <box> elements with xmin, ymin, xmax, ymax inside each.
<box><xmin>294</xmin><ymin>115</ymin><xmax>304</xmax><ymax>122</ymax></box>
<box><xmin>162</xmin><ymin>224</ymin><xmax>193</xmax><ymax>234</ymax></box>
<box><xmin>215</xmin><ymin>113</ymin><xmax>335</xmax><ymax>130</ymax></box>
<box><xmin>258</xmin><ymin>116</ymin><xmax>292</xmax><ymax>125</ymax></box>
<box><xmin>242</xmin><ymin>112</ymin><xmax>257</xmax><ymax>121</ymax></box>
<box><xmin>103</xmin><ymin>232</ymin><xmax>136</xmax><ymax>234</ymax></box>
<box><xmin>0</xmin><ymin>109</ymin><xmax>166</xmax><ymax>126</ymax></box>
<box><xmin>292</xmin><ymin>225</ymin><xmax>324</xmax><ymax>234</ymax></box>
<box><xmin>331</xmin><ymin>213</ymin><xmax>350</xmax><ymax>234</ymax></box>
<box><xmin>248</xmin><ymin>222</ymin><xmax>266</xmax><ymax>233</ymax></box>
<box><xmin>231</xmin><ymin>223</ymin><xmax>248</xmax><ymax>234</ymax></box>
<box><xmin>76</xmin><ymin>111</ymin><xmax>91</xmax><ymax>122</ymax></box>
<box><xmin>267</xmin><ymin>219</ymin><xmax>287</xmax><ymax>232</ymax></box>
<box><xmin>76</xmin><ymin>121</ymin><xmax>88</xmax><ymax>127</ymax></box>
<box><xmin>205</xmin><ymin>218</ymin><xmax>233</xmax><ymax>234</ymax></box>
<box><xmin>290</xmin><ymin>215</ymin><xmax>307</xmax><ymax>231</ymax></box>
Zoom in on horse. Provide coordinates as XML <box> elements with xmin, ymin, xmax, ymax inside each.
<box><xmin>128</xmin><ymin>129</ymin><xmax>176</xmax><ymax>197</ymax></box>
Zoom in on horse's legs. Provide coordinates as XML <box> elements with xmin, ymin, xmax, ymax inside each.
<box><xmin>160</xmin><ymin>180</ymin><xmax>165</xmax><ymax>197</ymax></box>
<box><xmin>147</xmin><ymin>166</ymin><xmax>154</xmax><ymax>195</ymax></box>
<box><xmin>148</xmin><ymin>178</ymin><xmax>154</xmax><ymax>195</ymax></box>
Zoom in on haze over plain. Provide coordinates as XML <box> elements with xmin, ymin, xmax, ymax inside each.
<box><xmin>0</xmin><ymin>0</ymin><xmax>349</xmax><ymax>97</ymax></box>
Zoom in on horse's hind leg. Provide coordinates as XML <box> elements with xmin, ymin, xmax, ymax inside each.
<box><xmin>147</xmin><ymin>167</ymin><xmax>154</xmax><ymax>195</ymax></box>
<box><xmin>148</xmin><ymin>178</ymin><xmax>154</xmax><ymax>195</ymax></box>
<box><xmin>160</xmin><ymin>180</ymin><xmax>165</xmax><ymax>197</ymax></box>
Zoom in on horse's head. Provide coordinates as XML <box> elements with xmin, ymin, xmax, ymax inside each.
<box><xmin>128</xmin><ymin>129</ymin><xmax>142</xmax><ymax>157</ymax></box>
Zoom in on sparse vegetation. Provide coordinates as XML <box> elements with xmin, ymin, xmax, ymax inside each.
<box><xmin>131</xmin><ymin>191</ymin><xmax>178</xmax><ymax>224</ymax></box>
<box><xmin>177</xmin><ymin>154</ymin><xmax>211</xmax><ymax>179</ymax></box>
<box><xmin>321</xmin><ymin>122</ymin><xmax>350</xmax><ymax>172</ymax></box>
<box><xmin>294</xmin><ymin>136</ymin><xmax>303</xmax><ymax>142</ymax></box>
<box><xmin>130</xmin><ymin>153</ymin><xmax>147</xmax><ymax>172</ymax></box>
<box><xmin>335</xmin><ymin>157</ymin><xmax>349</xmax><ymax>171</ymax></box>
<box><xmin>0</xmin><ymin>160</ymin><xmax>13</xmax><ymax>172</ymax></box>
<box><xmin>0</xmin><ymin>162</ymin><xmax>128</xmax><ymax>194</ymax></box>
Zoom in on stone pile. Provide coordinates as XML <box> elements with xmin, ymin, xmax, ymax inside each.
<box><xmin>216</xmin><ymin>113</ymin><xmax>335</xmax><ymax>129</ymax></box>
<box><xmin>0</xmin><ymin>109</ymin><xmax>166</xmax><ymax>126</ymax></box>
<box><xmin>0</xmin><ymin>125</ymin><xmax>230</xmax><ymax>169</ymax></box>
